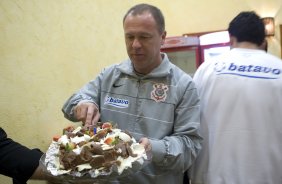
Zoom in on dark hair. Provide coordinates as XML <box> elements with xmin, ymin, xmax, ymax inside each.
<box><xmin>123</xmin><ymin>3</ymin><xmax>165</xmax><ymax>34</ymax></box>
<box><xmin>228</xmin><ymin>11</ymin><xmax>265</xmax><ymax>46</ymax></box>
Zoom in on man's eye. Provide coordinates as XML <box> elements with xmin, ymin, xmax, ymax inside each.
<box><xmin>126</xmin><ymin>35</ymin><xmax>134</xmax><ymax>39</ymax></box>
<box><xmin>140</xmin><ymin>36</ymin><xmax>150</xmax><ymax>40</ymax></box>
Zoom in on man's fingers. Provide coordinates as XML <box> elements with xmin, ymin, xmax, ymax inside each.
<box><xmin>74</xmin><ymin>106</ymin><xmax>83</xmax><ymax>121</ymax></box>
<box><xmin>74</xmin><ymin>102</ymin><xmax>100</xmax><ymax>126</ymax></box>
<box><xmin>74</xmin><ymin>104</ymin><xmax>90</xmax><ymax>123</ymax></box>
<box><xmin>92</xmin><ymin>111</ymin><xmax>101</xmax><ymax>126</ymax></box>
<box><xmin>85</xmin><ymin>105</ymin><xmax>95</xmax><ymax>126</ymax></box>
<box><xmin>139</xmin><ymin>137</ymin><xmax>152</xmax><ymax>152</ymax></box>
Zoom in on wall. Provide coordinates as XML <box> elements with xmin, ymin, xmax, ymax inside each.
<box><xmin>0</xmin><ymin>0</ymin><xmax>281</xmax><ymax>183</ymax></box>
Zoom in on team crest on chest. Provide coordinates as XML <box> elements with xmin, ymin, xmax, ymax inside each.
<box><xmin>151</xmin><ymin>83</ymin><xmax>169</xmax><ymax>102</ymax></box>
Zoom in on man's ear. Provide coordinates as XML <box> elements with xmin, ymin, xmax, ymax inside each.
<box><xmin>229</xmin><ymin>36</ymin><xmax>237</xmax><ymax>48</ymax></box>
<box><xmin>161</xmin><ymin>31</ymin><xmax>167</xmax><ymax>45</ymax></box>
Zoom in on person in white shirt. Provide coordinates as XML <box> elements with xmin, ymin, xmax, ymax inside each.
<box><xmin>189</xmin><ymin>11</ymin><xmax>282</xmax><ymax>184</ymax></box>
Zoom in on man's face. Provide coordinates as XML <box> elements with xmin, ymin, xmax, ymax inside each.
<box><xmin>123</xmin><ymin>12</ymin><xmax>166</xmax><ymax>75</ymax></box>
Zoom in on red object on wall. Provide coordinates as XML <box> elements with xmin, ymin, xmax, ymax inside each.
<box><xmin>161</xmin><ymin>36</ymin><xmax>201</xmax><ymax>75</ymax></box>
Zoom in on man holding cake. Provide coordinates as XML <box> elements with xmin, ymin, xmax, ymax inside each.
<box><xmin>62</xmin><ymin>3</ymin><xmax>202</xmax><ymax>184</ymax></box>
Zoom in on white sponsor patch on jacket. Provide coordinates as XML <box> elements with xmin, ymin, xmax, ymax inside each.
<box><xmin>104</xmin><ymin>96</ymin><xmax>129</xmax><ymax>108</ymax></box>
<box><xmin>214</xmin><ymin>62</ymin><xmax>281</xmax><ymax>79</ymax></box>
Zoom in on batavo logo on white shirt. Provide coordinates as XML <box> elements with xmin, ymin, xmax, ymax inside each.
<box><xmin>104</xmin><ymin>96</ymin><xmax>129</xmax><ymax>108</ymax></box>
<box><xmin>214</xmin><ymin>62</ymin><xmax>281</xmax><ymax>79</ymax></box>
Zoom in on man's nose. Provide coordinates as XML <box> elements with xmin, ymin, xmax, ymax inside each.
<box><xmin>132</xmin><ymin>38</ymin><xmax>141</xmax><ymax>48</ymax></box>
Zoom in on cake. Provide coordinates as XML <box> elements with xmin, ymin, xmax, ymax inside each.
<box><xmin>44</xmin><ymin>122</ymin><xmax>148</xmax><ymax>179</ymax></box>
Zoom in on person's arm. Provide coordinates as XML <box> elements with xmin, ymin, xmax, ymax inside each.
<box><xmin>149</xmin><ymin>79</ymin><xmax>202</xmax><ymax>172</ymax></box>
<box><xmin>30</xmin><ymin>164</ymin><xmax>50</xmax><ymax>180</ymax></box>
<box><xmin>0</xmin><ymin>128</ymin><xmax>45</xmax><ymax>183</ymax></box>
<box><xmin>62</xmin><ymin>71</ymin><xmax>103</xmax><ymax>123</ymax></box>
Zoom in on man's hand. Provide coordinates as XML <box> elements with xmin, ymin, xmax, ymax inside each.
<box><xmin>139</xmin><ymin>137</ymin><xmax>152</xmax><ymax>153</ymax></box>
<box><xmin>73</xmin><ymin>102</ymin><xmax>100</xmax><ymax>127</ymax></box>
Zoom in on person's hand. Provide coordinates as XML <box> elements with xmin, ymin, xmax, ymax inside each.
<box><xmin>139</xmin><ymin>137</ymin><xmax>152</xmax><ymax>153</ymax></box>
<box><xmin>73</xmin><ymin>102</ymin><xmax>100</xmax><ymax>127</ymax></box>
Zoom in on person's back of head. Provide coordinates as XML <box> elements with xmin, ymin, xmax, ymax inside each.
<box><xmin>228</xmin><ymin>11</ymin><xmax>265</xmax><ymax>46</ymax></box>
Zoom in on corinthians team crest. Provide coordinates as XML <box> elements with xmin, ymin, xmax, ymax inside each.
<box><xmin>151</xmin><ymin>83</ymin><xmax>168</xmax><ymax>102</ymax></box>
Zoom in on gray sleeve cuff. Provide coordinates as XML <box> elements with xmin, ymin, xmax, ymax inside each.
<box><xmin>150</xmin><ymin>139</ymin><xmax>166</xmax><ymax>163</ymax></box>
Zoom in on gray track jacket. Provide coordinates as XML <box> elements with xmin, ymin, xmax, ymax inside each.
<box><xmin>62</xmin><ymin>53</ymin><xmax>202</xmax><ymax>184</ymax></box>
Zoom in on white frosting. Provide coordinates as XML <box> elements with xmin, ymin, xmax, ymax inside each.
<box><xmin>101</xmin><ymin>144</ymin><xmax>114</xmax><ymax>151</ymax></box>
<box><xmin>118</xmin><ymin>132</ymin><xmax>131</xmax><ymax>142</ymax></box>
<box><xmin>44</xmin><ymin>126</ymin><xmax>148</xmax><ymax>178</ymax></box>
<box><xmin>58</xmin><ymin>135</ymin><xmax>69</xmax><ymax>146</ymax></box>
<box><xmin>116</xmin><ymin>143</ymin><xmax>147</xmax><ymax>174</ymax></box>
<box><xmin>72</xmin><ymin>146</ymin><xmax>82</xmax><ymax>155</ymax></box>
<box><xmin>72</xmin><ymin>126</ymin><xmax>82</xmax><ymax>134</ymax></box>
<box><xmin>76</xmin><ymin>163</ymin><xmax>92</xmax><ymax>172</ymax></box>
<box><xmin>71</xmin><ymin>134</ymin><xmax>91</xmax><ymax>144</ymax></box>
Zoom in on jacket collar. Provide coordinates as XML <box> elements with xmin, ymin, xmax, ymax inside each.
<box><xmin>117</xmin><ymin>53</ymin><xmax>172</xmax><ymax>78</ymax></box>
